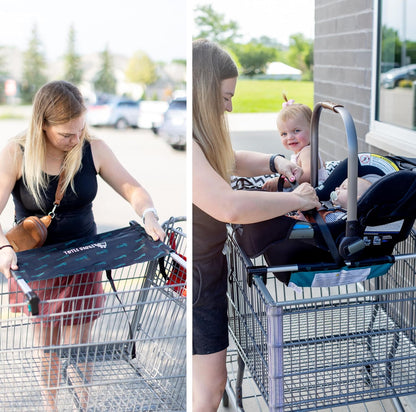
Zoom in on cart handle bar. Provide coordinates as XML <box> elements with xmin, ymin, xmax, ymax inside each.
<box><xmin>11</xmin><ymin>272</ymin><xmax>40</xmax><ymax>316</ymax></box>
<box><xmin>255</xmin><ymin>253</ymin><xmax>416</xmax><ymax>274</ymax></box>
<box><xmin>171</xmin><ymin>252</ymin><xmax>187</xmax><ymax>269</ymax></box>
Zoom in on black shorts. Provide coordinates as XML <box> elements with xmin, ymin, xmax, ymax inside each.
<box><xmin>193</xmin><ymin>254</ymin><xmax>229</xmax><ymax>355</ymax></box>
<box><xmin>193</xmin><ymin>301</ymin><xmax>228</xmax><ymax>355</ymax></box>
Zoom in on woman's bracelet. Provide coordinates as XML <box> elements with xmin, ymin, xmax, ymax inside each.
<box><xmin>269</xmin><ymin>154</ymin><xmax>285</xmax><ymax>174</ymax></box>
<box><xmin>0</xmin><ymin>244</ymin><xmax>13</xmax><ymax>251</ymax></box>
<box><xmin>142</xmin><ymin>208</ymin><xmax>159</xmax><ymax>224</ymax></box>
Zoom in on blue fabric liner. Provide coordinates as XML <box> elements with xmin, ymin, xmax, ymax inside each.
<box><xmin>289</xmin><ymin>263</ymin><xmax>393</xmax><ymax>288</ymax></box>
<box><xmin>13</xmin><ymin>222</ymin><xmax>171</xmax><ymax>282</ymax></box>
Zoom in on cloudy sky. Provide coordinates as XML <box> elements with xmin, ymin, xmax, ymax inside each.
<box><xmin>0</xmin><ymin>0</ymin><xmax>186</xmax><ymax>62</ymax></box>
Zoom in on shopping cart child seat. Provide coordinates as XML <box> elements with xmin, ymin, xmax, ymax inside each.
<box><xmin>232</xmin><ymin>103</ymin><xmax>416</xmax><ymax>288</ymax></box>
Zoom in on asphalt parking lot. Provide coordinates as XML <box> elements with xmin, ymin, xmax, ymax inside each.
<box><xmin>0</xmin><ymin>119</ymin><xmax>186</xmax><ymax>233</ymax></box>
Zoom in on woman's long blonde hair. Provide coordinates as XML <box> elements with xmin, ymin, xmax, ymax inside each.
<box><xmin>192</xmin><ymin>39</ymin><xmax>238</xmax><ymax>181</ymax></box>
<box><xmin>14</xmin><ymin>80</ymin><xmax>91</xmax><ymax>210</ymax></box>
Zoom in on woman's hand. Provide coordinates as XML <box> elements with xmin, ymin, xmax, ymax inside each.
<box><xmin>275</xmin><ymin>157</ymin><xmax>303</xmax><ymax>183</ymax></box>
<box><xmin>292</xmin><ymin>183</ymin><xmax>321</xmax><ymax>211</ymax></box>
<box><xmin>144</xmin><ymin>214</ymin><xmax>166</xmax><ymax>241</ymax></box>
<box><xmin>0</xmin><ymin>246</ymin><xmax>18</xmax><ymax>279</ymax></box>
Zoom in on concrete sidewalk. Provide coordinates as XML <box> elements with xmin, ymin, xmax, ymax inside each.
<box><xmin>227</xmin><ymin>112</ymin><xmax>278</xmax><ymax>132</ymax></box>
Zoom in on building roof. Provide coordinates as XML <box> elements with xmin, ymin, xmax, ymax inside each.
<box><xmin>266</xmin><ymin>62</ymin><xmax>302</xmax><ymax>76</ymax></box>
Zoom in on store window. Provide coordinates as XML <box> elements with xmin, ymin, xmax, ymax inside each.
<box><xmin>367</xmin><ymin>0</ymin><xmax>416</xmax><ymax>155</ymax></box>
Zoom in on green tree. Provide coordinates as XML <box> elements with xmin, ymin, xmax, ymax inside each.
<box><xmin>286</xmin><ymin>33</ymin><xmax>314</xmax><ymax>80</ymax></box>
<box><xmin>250</xmin><ymin>36</ymin><xmax>283</xmax><ymax>49</ymax></box>
<box><xmin>380</xmin><ymin>25</ymin><xmax>416</xmax><ymax>70</ymax></box>
<box><xmin>21</xmin><ymin>24</ymin><xmax>47</xmax><ymax>103</ymax></box>
<box><xmin>380</xmin><ymin>25</ymin><xmax>402</xmax><ymax>70</ymax></box>
<box><xmin>232</xmin><ymin>42</ymin><xmax>277</xmax><ymax>76</ymax></box>
<box><xmin>194</xmin><ymin>4</ymin><xmax>241</xmax><ymax>46</ymax></box>
<box><xmin>125</xmin><ymin>51</ymin><xmax>157</xmax><ymax>87</ymax></box>
<box><xmin>172</xmin><ymin>58</ymin><xmax>186</xmax><ymax>65</ymax></box>
<box><xmin>63</xmin><ymin>24</ymin><xmax>83</xmax><ymax>85</ymax></box>
<box><xmin>93</xmin><ymin>45</ymin><xmax>117</xmax><ymax>94</ymax></box>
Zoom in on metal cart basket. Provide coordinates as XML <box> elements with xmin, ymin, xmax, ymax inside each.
<box><xmin>226</xmin><ymin>226</ymin><xmax>416</xmax><ymax>411</ymax></box>
<box><xmin>0</xmin><ymin>216</ymin><xmax>186</xmax><ymax>412</ymax></box>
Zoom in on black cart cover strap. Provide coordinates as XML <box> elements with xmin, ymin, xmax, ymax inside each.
<box><xmin>13</xmin><ymin>222</ymin><xmax>171</xmax><ymax>282</ymax></box>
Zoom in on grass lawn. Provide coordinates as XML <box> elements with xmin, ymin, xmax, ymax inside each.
<box><xmin>232</xmin><ymin>79</ymin><xmax>313</xmax><ymax>113</ymax></box>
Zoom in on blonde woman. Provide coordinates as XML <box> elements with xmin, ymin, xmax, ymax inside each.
<box><xmin>192</xmin><ymin>39</ymin><xmax>320</xmax><ymax>412</ymax></box>
<box><xmin>0</xmin><ymin>80</ymin><xmax>164</xmax><ymax>410</ymax></box>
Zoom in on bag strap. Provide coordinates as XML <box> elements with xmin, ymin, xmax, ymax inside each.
<box><xmin>54</xmin><ymin>172</ymin><xmax>66</xmax><ymax>205</ymax></box>
<box><xmin>159</xmin><ymin>232</ymin><xmax>176</xmax><ymax>280</ymax></box>
<box><xmin>106</xmin><ymin>269</ymin><xmax>136</xmax><ymax>359</ymax></box>
<box><xmin>48</xmin><ymin>173</ymin><xmax>66</xmax><ymax>219</ymax></box>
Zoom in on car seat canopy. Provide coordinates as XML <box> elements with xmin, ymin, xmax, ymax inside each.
<box><xmin>358</xmin><ymin>170</ymin><xmax>416</xmax><ymax>226</ymax></box>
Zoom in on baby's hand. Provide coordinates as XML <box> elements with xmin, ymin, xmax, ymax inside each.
<box><xmin>262</xmin><ymin>177</ymin><xmax>279</xmax><ymax>192</ymax></box>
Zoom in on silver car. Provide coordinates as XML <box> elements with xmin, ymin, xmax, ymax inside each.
<box><xmin>87</xmin><ymin>97</ymin><xmax>140</xmax><ymax>129</ymax></box>
<box><xmin>380</xmin><ymin>64</ymin><xmax>416</xmax><ymax>89</ymax></box>
<box><xmin>159</xmin><ymin>97</ymin><xmax>187</xmax><ymax>150</ymax></box>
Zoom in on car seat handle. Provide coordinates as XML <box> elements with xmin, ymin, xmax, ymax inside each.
<box><xmin>320</xmin><ymin>102</ymin><xmax>344</xmax><ymax>112</ymax></box>
<box><xmin>276</xmin><ymin>175</ymin><xmax>299</xmax><ymax>192</ymax></box>
<box><xmin>310</xmin><ymin>102</ymin><xmax>359</xmax><ymax>226</ymax></box>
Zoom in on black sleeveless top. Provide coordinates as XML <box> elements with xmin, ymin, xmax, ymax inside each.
<box><xmin>11</xmin><ymin>141</ymin><xmax>98</xmax><ymax>245</ymax></box>
<box><xmin>192</xmin><ymin>203</ymin><xmax>228</xmax><ymax>307</ymax></box>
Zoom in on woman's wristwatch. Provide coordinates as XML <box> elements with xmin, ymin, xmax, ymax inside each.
<box><xmin>142</xmin><ymin>207</ymin><xmax>159</xmax><ymax>224</ymax></box>
<box><xmin>269</xmin><ymin>154</ymin><xmax>286</xmax><ymax>173</ymax></box>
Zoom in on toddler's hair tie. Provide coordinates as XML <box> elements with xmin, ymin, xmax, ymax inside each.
<box><xmin>282</xmin><ymin>99</ymin><xmax>295</xmax><ymax>107</ymax></box>
<box><xmin>282</xmin><ymin>93</ymin><xmax>295</xmax><ymax>107</ymax></box>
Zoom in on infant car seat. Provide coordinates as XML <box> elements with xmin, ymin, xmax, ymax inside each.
<box><xmin>232</xmin><ymin>103</ymin><xmax>416</xmax><ymax>287</ymax></box>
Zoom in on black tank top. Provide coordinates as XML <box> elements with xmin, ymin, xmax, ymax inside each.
<box><xmin>192</xmin><ymin>203</ymin><xmax>228</xmax><ymax>306</ymax></box>
<box><xmin>12</xmin><ymin>141</ymin><xmax>98</xmax><ymax>244</ymax></box>
<box><xmin>193</xmin><ymin>204</ymin><xmax>227</xmax><ymax>261</ymax></box>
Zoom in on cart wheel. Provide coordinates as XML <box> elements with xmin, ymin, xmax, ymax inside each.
<box><xmin>222</xmin><ymin>389</ymin><xmax>229</xmax><ymax>407</ymax></box>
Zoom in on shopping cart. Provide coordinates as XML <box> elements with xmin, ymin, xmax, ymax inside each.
<box><xmin>0</xmin><ymin>216</ymin><xmax>186</xmax><ymax>411</ymax></box>
<box><xmin>225</xmin><ymin>103</ymin><xmax>416</xmax><ymax>411</ymax></box>
<box><xmin>226</xmin><ymin>228</ymin><xmax>416</xmax><ymax>411</ymax></box>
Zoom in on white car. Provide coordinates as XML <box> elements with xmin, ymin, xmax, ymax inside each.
<box><xmin>136</xmin><ymin>101</ymin><xmax>169</xmax><ymax>130</ymax></box>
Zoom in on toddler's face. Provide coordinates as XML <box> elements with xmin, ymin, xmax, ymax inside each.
<box><xmin>277</xmin><ymin>115</ymin><xmax>310</xmax><ymax>154</ymax></box>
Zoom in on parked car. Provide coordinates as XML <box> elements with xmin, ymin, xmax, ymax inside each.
<box><xmin>158</xmin><ymin>97</ymin><xmax>186</xmax><ymax>151</ymax></box>
<box><xmin>87</xmin><ymin>97</ymin><xmax>140</xmax><ymax>129</ymax></box>
<box><xmin>137</xmin><ymin>100</ymin><xmax>169</xmax><ymax>131</ymax></box>
<box><xmin>380</xmin><ymin>64</ymin><xmax>416</xmax><ymax>89</ymax></box>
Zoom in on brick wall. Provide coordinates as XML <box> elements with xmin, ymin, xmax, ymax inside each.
<box><xmin>314</xmin><ymin>0</ymin><xmax>384</xmax><ymax>163</ymax></box>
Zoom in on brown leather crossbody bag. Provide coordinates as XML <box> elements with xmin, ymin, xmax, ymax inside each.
<box><xmin>6</xmin><ymin>174</ymin><xmax>65</xmax><ymax>252</ymax></box>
